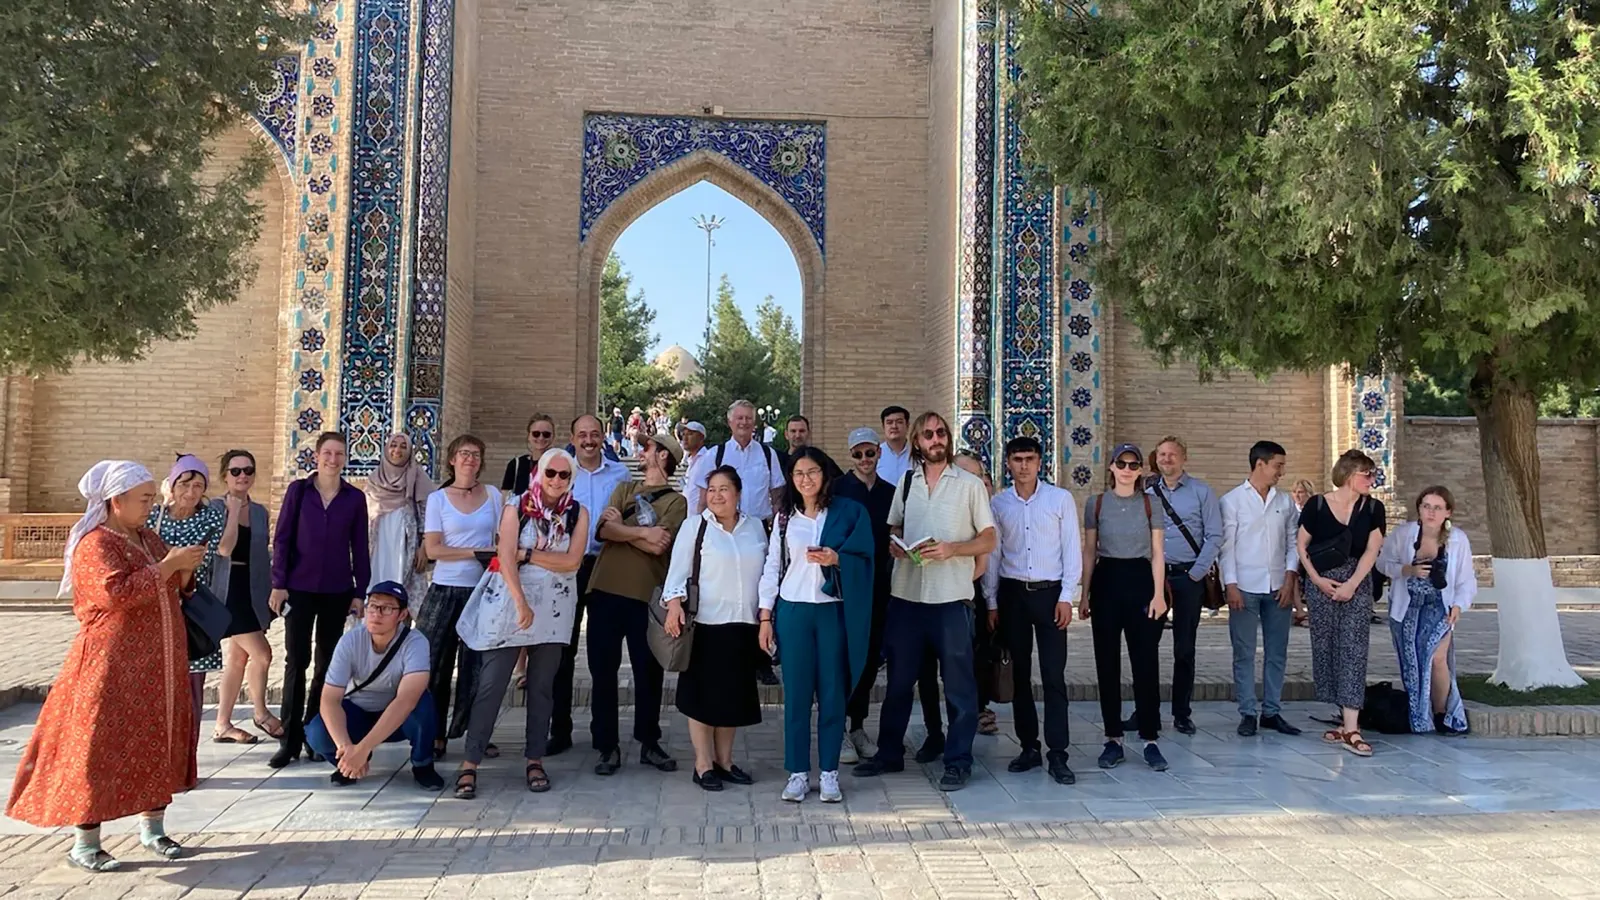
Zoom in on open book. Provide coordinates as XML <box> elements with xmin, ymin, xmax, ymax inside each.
<box><xmin>892</xmin><ymin>534</ymin><xmax>936</xmax><ymax>565</ymax></box>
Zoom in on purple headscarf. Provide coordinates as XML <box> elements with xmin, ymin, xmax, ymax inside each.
<box><xmin>167</xmin><ymin>454</ymin><xmax>210</xmax><ymax>492</ymax></box>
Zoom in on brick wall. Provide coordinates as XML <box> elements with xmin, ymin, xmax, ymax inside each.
<box><xmin>25</xmin><ymin>126</ymin><xmax>292</xmax><ymax>510</ymax></box>
<box><xmin>1399</xmin><ymin>417</ymin><xmax>1600</xmax><ymax>555</ymax></box>
<box><xmin>1105</xmin><ymin>303</ymin><xmax>1330</xmax><ymax>493</ymax></box>
<box><xmin>441</xmin><ymin>0</ymin><xmax>480</xmax><ymax>448</ymax></box>
<box><xmin>467</xmin><ymin>0</ymin><xmax>935</xmax><ymax>468</ymax></box>
<box><xmin>923</xmin><ymin>0</ymin><xmax>960</xmax><ymax>422</ymax></box>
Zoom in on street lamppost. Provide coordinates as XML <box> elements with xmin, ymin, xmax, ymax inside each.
<box><xmin>692</xmin><ymin>214</ymin><xmax>725</xmax><ymax>349</ymax></box>
<box><xmin>757</xmin><ymin>404</ymin><xmax>780</xmax><ymax>441</ymax></box>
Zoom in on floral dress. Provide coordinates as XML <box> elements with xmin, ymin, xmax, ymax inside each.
<box><xmin>147</xmin><ymin>504</ymin><xmax>227</xmax><ymax>673</ymax></box>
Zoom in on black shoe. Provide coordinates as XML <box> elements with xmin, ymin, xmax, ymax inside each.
<box><xmin>853</xmin><ymin>756</ymin><xmax>905</xmax><ymax>777</ymax></box>
<box><xmin>938</xmin><ymin>765</ymin><xmax>970</xmax><ymax>791</ymax></box>
<box><xmin>1260</xmin><ymin>714</ymin><xmax>1303</xmax><ymax>736</ymax></box>
<box><xmin>693</xmin><ymin>768</ymin><xmax>724</xmax><ymax>792</ymax></box>
<box><xmin>756</xmin><ymin>667</ymin><xmax>781</xmax><ymax>686</ymax></box>
<box><xmin>268</xmin><ymin>745</ymin><xmax>299</xmax><ymax>769</ymax></box>
<box><xmin>1173</xmin><ymin>716</ymin><xmax>1197</xmax><ymax>735</ymax></box>
<box><xmin>412</xmin><ymin>763</ymin><xmax>445</xmax><ymax>791</ymax></box>
<box><xmin>713</xmin><ymin>763</ymin><xmax>754</xmax><ymax>785</ymax></box>
<box><xmin>545</xmin><ymin>734</ymin><xmax>573</xmax><ymax>757</ymax></box>
<box><xmin>1097</xmin><ymin>741</ymin><xmax>1124</xmax><ymax>769</ymax></box>
<box><xmin>640</xmin><ymin>742</ymin><xmax>678</xmax><ymax>772</ymax></box>
<box><xmin>1237</xmin><ymin>715</ymin><xmax>1259</xmax><ymax>737</ymax></box>
<box><xmin>1122</xmin><ymin>714</ymin><xmax>1162</xmax><ymax>735</ymax></box>
<box><xmin>1047</xmin><ymin>751</ymin><xmax>1076</xmax><ymax>785</ymax></box>
<box><xmin>914</xmin><ymin>736</ymin><xmax>945</xmax><ymax>764</ymax></box>
<box><xmin>595</xmin><ymin>748</ymin><xmax>622</xmax><ymax>776</ymax></box>
<box><xmin>1007</xmin><ymin>748</ymin><xmax>1042</xmax><ymax>773</ymax></box>
<box><xmin>304</xmin><ymin>742</ymin><xmax>326</xmax><ymax>763</ymax></box>
<box><xmin>329</xmin><ymin>770</ymin><xmax>357</xmax><ymax>786</ymax></box>
<box><xmin>1144</xmin><ymin>743</ymin><xmax>1169</xmax><ymax>771</ymax></box>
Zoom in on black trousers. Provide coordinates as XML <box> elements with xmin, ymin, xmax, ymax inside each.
<box><xmin>586</xmin><ymin>589</ymin><xmax>665</xmax><ymax>752</ymax></box>
<box><xmin>845</xmin><ymin>581</ymin><xmax>890</xmax><ymax>731</ymax></box>
<box><xmin>549</xmin><ymin>555</ymin><xmax>597</xmax><ymax>742</ymax></box>
<box><xmin>1089</xmin><ymin>557</ymin><xmax>1162</xmax><ymax>741</ymax></box>
<box><xmin>278</xmin><ymin>590</ymin><xmax>351</xmax><ymax>751</ymax></box>
<box><xmin>1165</xmin><ymin>567</ymin><xmax>1206</xmax><ymax>719</ymax></box>
<box><xmin>999</xmin><ymin>579</ymin><xmax>1070</xmax><ymax>754</ymax></box>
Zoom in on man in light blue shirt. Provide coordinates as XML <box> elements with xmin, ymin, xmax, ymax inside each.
<box><xmin>1140</xmin><ymin>436</ymin><xmax>1222</xmax><ymax>736</ymax></box>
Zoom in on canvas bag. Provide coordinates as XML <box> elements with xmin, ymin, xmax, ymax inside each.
<box><xmin>647</xmin><ymin>519</ymin><xmax>708</xmax><ymax>672</ymax></box>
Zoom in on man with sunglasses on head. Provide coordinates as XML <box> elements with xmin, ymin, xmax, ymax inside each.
<box><xmin>854</xmin><ymin>411</ymin><xmax>996</xmax><ymax>791</ymax></box>
<box><xmin>305</xmin><ymin>580</ymin><xmax>444</xmax><ymax>790</ymax></box>
<box><xmin>831</xmin><ymin>427</ymin><xmax>896</xmax><ymax>764</ymax></box>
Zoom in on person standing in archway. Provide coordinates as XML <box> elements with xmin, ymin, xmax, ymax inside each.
<box><xmin>686</xmin><ymin>400</ymin><xmax>785</xmax><ymax>520</ymax></box>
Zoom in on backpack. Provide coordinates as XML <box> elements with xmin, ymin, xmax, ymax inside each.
<box><xmin>715</xmin><ymin>439</ymin><xmax>775</xmax><ymax>473</ymax></box>
<box><xmin>1358</xmin><ymin>682</ymin><xmax>1413</xmax><ymax>735</ymax></box>
<box><xmin>1092</xmin><ymin>491</ymin><xmax>1154</xmax><ymax>550</ymax></box>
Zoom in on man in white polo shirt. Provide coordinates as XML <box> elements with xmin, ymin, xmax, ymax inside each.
<box><xmin>853</xmin><ymin>411</ymin><xmax>996</xmax><ymax>792</ymax></box>
<box><xmin>686</xmin><ymin>399</ymin><xmax>784</xmax><ymax>520</ymax></box>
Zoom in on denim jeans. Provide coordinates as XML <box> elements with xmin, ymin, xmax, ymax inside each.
<box><xmin>1229</xmin><ymin>590</ymin><xmax>1293</xmax><ymax>718</ymax></box>
<box><xmin>306</xmin><ymin>692</ymin><xmax>436</xmax><ymax>768</ymax></box>
<box><xmin>875</xmin><ymin>598</ymin><xmax>978</xmax><ymax>770</ymax></box>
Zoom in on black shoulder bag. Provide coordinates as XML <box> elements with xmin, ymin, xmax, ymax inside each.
<box><xmin>347</xmin><ymin>624</ymin><xmax>412</xmax><ymax>698</ymax></box>
<box><xmin>1150</xmin><ymin>483</ymin><xmax>1225</xmax><ymax>611</ymax></box>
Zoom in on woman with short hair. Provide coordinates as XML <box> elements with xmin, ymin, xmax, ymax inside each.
<box><xmin>1298</xmin><ymin>449</ymin><xmax>1386</xmax><ymax>756</ymax></box>
<box><xmin>210</xmin><ymin>449</ymin><xmax>281</xmax><ymax>744</ymax></box>
<box><xmin>1377</xmin><ymin>486</ymin><xmax>1475</xmax><ymax>734</ymax></box>
<box><xmin>1291</xmin><ymin>479</ymin><xmax>1315</xmax><ymax>514</ymax></box>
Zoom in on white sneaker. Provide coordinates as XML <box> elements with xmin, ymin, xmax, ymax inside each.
<box><xmin>849</xmin><ymin>728</ymin><xmax>878</xmax><ymax>760</ymax></box>
<box><xmin>839</xmin><ymin>737</ymin><xmax>859</xmax><ymax>765</ymax></box>
<box><xmin>819</xmin><ymin>770</ymin><xmax>843</xmax><ymax>803</ymax></box>
<box><xmin>781</xmin><ymin>772</ymin><xmax>809</xmax><ymax>802</ymax></box>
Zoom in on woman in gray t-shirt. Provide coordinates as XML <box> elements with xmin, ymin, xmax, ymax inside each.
<box><xmin>1081</xmin><ymin>443</ymin><xmax>1169</xmax><ymax>771</ymax></box>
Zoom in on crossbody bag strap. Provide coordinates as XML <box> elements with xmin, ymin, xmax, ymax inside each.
<box><xmin>1151</xmin><ymin>483</ymin><xmax>1203</xmax><ymax>556</ymax></box>
<box><xmin>347</xmin><ymin>624</ymin><xmax>411</xmax><ymax>697</ymax></box>
<box><xmin>685</xmin><ymin>520</ymin><xmax>709</xmax><ymax>615</ymax></box>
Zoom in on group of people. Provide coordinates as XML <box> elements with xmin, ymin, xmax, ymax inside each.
<box><xmin>5</xmin><ymin>400</ymin><xmax>1477</xmax><ymax>872</ymax></box>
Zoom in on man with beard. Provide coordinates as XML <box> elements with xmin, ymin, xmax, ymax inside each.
<box><xmin>779</xmin><ymin>415</ymin><xmax>842</xmax><ymax>481</ymax></box>
<box><xmin>545</xmin><ymin>414</ymin><xmax>631</xmax><ymax>756</ymax></box>
<box><xmin>853</xmin><ymin>411</ymin><xmax>996</xmax><ymax>791</ymax></box>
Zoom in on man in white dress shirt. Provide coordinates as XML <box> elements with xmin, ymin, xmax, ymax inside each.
<box><xmin>980</xmin><ymin>436</ymin><xmax>1081</xmax><ymax>786</ymax></box>
<box><xmin>875</xmin><ymin>405</ymin><xmax>913</xmax><ymax>487</ymax></box>
<box><xmin>1219</xmin><ymin>440</ymin><xmax>1304</xmax><ymax>738</ymax></box>
<box><xmin>679</xmin><ymin>422</ymin><xmax>709</xmax><ymax>513</ymax></box>
<box><xmin>686</xmin><ymin>400</ymin><xmax>784</xmax><ymax>520</ymax></box>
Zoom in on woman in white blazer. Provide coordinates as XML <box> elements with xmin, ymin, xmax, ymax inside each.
<box><xmin>1376</xmin><ymin>485</ymin><xmax>1476</xmax><ymax>734</ymax></box>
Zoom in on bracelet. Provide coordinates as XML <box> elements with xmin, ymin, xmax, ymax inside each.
<box><xmin>759</xmin><ymin>614</ymin><xmax>773</xmax><ymax>623</ymax></box>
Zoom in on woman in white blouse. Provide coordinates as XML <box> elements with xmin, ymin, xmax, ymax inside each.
<box><xmin>1376</xmin><ymin>485</ymin><xmax>1476</xmax><ymax>734</ymax></box>
<box><xmin>662</xmin><ymin>466</ymin><xmax>766</xmax><ymax>791</ymax></box>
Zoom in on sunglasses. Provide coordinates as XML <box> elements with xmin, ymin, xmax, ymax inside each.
<box><xmin>921</xmin><ymin>427</ymin><xmax>949</xmax><ymax>439</ymax></box>
<box><xmin>543</xmin><ymin>468</ymin><xmax>572</xmax><ymax>481</ymax></box>
<box><xmin>227</xmin><ymin>466</ymin><xmax>256</xmax><ymax>477</ymax></box>
<box><xmin>529</xmin><ymin>429</ymin><xmax>553</xmax><ymax>439</ymax></box>
<box><xmin>851</xmin><ymin>448</ymin><xmax>878</xmax><ymax>460</ymax></box>
<box><xmin>1111</xmin><ymin>459</ymin><xmax>1141</xmax><ymax>470</ymax></box>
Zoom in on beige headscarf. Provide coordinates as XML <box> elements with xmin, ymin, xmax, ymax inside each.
<box><xmin>366</xmin><ymin>433</ymin><xmax>434</xmax><ymax>516</ymax></box>
<box><xmin>60</xmin><ymin>460</ymin><xmax>154</xmax><ymax>598</ymax></box>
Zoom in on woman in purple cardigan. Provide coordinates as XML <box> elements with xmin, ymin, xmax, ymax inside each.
<box><xmin>268</xmin><ymin>431</ymin><xmax>372</xmax><ymax>769</ymax></box>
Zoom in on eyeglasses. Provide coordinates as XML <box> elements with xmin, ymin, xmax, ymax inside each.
<box><xmin>1112</xmin><ymin>459</ymin><xmax>1140</xmax><ymax>470</ymax></box>
<box><xmin>543</xmin><ymin>468</ymin><xmax>572</xmax><ymax>481</ymax></box>
<box><xmin>792</xmin><ymin>468</ymin><xmax>824</xmax><ymax>481</ymax></box>
<box><xmin>227</xmin><ymin>466</ymin><xmax>256</xmax><ymax>477</ymax></box>
<box><xmin>455</xmin><ymin>450</ymin><xmax>482</xmax><ymax>460</ymax></box>
<box><xmin>529</xmin><ymin>430</ymin><xmax>553</xmax><ymax>439</ymax></box>
<box><xmin>366</xmin><ymin>603</ymin><xmax>401</xmax><ymax>616</ymax></box>
<box><xmin>921</xmin><ymin>427</ymin><xmax>949</xmax><ymax>439</ymax></box>
<box><xmin>851</xmin><ymin>448</ymin><xmax>878</xmax><ymax>460</ymax></box>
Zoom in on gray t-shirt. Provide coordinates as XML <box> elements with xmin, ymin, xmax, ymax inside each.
<box><xmin>1083</xmin><ymin>491</ymin><xmax>1154</xmax><ymax>560</ymax></box>
<box><xmin>326</xmin><ymin>623</ymin><xmax>431</xmax><ymax>713</ymax></box>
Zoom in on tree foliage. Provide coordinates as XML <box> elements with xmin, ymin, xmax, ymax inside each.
<box><xmin>597</xmin><ymin>252</ymin><xmax>680</xmax><ymax>415</ymax></box>
<box><xmin>678</xmin><ymin>276</ymin><xmax>799</xmax><ymax>445</ymax></box>
<box><xmin>1</xmin><ymin>0</ymin><xmax>310</xmax><ymax>373</ymax></box>
<box><xmin>1009</xmin><ymin>0</ymin><xmax>1600</xmax><ymax>558</ymax></box>
<box><xmin>1409</xmin><ymin>365</ymin><xmax>1600</xmax><ymax>417</ymax></box>
<box><xmin>754</xmin><ymin>295</ymin><xmax>801</xmax><ymax>421</ymax></box>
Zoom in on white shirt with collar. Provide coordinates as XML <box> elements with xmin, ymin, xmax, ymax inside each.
<box><xmin>660</xmin><ymin>510</ymin><xmax>766</xmax><ymax>625</ymax></box>
<box><xmin>1219</xmin><ymin>480</ymin><xmax>1300</xmax><ymax>593</ymax></box>
<box><xmin>876</xmin><ymin>440</ymin><xmax>913</xmax><ymax>488</ymax></box>
<box><xmin>1376</xmin><ymin>521</ymin><xmax>1477</xmax><ymax>622</ymax></box>
<box><xmin>679</xmin><ymin>445</ymin><xmax>710</xmax><ymax>514</ymax></box>
<box><xmin>688</xmin><ymin>437</ymin><xmax>784</xmax><ymax>520</ymax></box>
<box><xmin>572</xmin><ymin>455</ymin><xmax>632</xmax><ymax>556</ymax></box>
<box><xmin>758</xmin><ymin>509</ymin><xmax>833</xmax><ymax>610</ymax></box>
<box><xmin>980</xmin><ymin>481</ymin><xmax>1081</xmax><ymax>608</ymax></box>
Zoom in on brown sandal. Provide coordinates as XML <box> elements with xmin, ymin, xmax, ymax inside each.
<box><xmin>1340</xmin><ymin>730</ymin><xmax>1373</xmax><ymax>757</ymax></box>
<box><xmin>213</xmin><ymin>725</ymin><xmax>259</xmax><ymax>744</ymax></box>
<box><xmin>977</xmin><ymin>708</ymin><xmax>999</xmax><ymax>736</ymax></box>
<box><xmin>253</xmin><ymin>714</ymin><xmax>285</xmax><ymax>739</ymax></box>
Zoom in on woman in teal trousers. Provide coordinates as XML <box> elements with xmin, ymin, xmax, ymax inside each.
<box><xmin>758</xmin><ymin>447</ymin><xmax>875</xmax><ymax>805</ymax></box>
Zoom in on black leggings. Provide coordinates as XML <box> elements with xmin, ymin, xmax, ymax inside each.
<box><xmin>1089</xmin><ymin>557</ymin><xmax>1162</xmax><ymax>742</ymax></box>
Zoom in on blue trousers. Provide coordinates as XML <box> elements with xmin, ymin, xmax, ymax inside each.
<box><xmin>306</xmin><ymin>691</ymin><xmax>436</xmax><ymax>768</ymax></box>
<box><xmin>1229</xmin><ymin>591</ymin><xmax>1293</xmax><ymax>718</ymax></box>
<box><xmin>776</xmin><ymin>599</ymin><xmax>849</xmax><ymax>774</ymax></box>
<box><xmin>876</xmin><ymin>597</ymin><xmax>977</xmax><ymax>770</ymax></box>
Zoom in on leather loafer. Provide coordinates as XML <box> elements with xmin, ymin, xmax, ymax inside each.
<box><xmin>714</xmin><ymin>763</ymin><xmax>754</xmax><ymax>785</ymax></box>
<box><xmin>1007</xmin><ymin>748</ymin><xmax>1042</xmax><ymax>773</ymax></box>
<box><xmin>1173</xmin><ymin>716</ymin><xmax>1197</xmax><ymax>735</ymax></box>
<box><xmin>1237</xmin><ymin>715</ymin><xmax>1259</xmax><ymax>737</ymax></box>
<box><xmin>1046</xmin><ymin>751</ymin><xmax>1076</xmax><ymax>785</ymax></box>
<box><xmin>1259</xmin><ymin>714</ymin><xmax>1303</xmax><ymax>736</ymax></box>
<box><xmin>693</xmin><ymin>768</ymin><xmax>724</xmax><ymax>792</ymax></box>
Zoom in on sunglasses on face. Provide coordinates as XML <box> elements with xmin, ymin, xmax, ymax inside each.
<box><xmin>529</xmin><ymin>430</ymin><xmax>553</xmax><ymax>439</ymax></box>
<box><xmin>227</xmin><ymin>466</ymin><xmax>256</xmax><ymax>477</ymax></box>
<box><xmin>921</xmin><ymin>427</ymin><xmax>949</xmax><ymax>439</ymax></box>
<box><xmin>1112</xmin><ymin>459</ymin><xmax>1140</xmax><ymax>471</ymax></box>
<box><xmin>851</xmin><ymin>448</ymin><xmax>878</xmax><ymax>460</ymax></box>
<box><xmin>544</xmin><ymin>468</ymin><xmax>572</xmax><ymax>481</ymax></box>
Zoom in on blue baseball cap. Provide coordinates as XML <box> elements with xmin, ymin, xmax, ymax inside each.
<box><xmin>1111</xmin><ymin>443</ymin><xmax>1143</xmax><ymax>463</ymax></box>
<box><xmin>367</xmin><ymin>580</ymin><xmax>411</xmax><ymax>608</ymax></box>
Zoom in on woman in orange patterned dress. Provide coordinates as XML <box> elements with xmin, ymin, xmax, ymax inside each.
<box><xmin>6</xmin><ymin>461</ymin><xmax>207</xmax><ymax>872</ymax></box>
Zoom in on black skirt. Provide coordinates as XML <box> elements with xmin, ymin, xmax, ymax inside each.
<box><xmin>675</xmin><ymin>622</ymin><xmax>762</xmax><ymax>728</ymax></box>
<box><xmin>223</xmin><ymin>541</ymin><xmax>261</xmax><ymax>637</ymax></box>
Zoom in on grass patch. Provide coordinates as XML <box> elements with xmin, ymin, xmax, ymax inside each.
<box><xmin>1457</xmin><ymin>676</ymin><xmax>1600</xmax><ymax>707</ymax></box>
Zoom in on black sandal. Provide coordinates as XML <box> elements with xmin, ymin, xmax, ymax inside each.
<box><xmin>525</xmin><ymin>761</ymin><xmax>551</xmax><ymax>793</ymax></box>
<box><xmin>453</xmin><ymin>768</ymin><xmax>478</xmax><ymax>800</ymax></box>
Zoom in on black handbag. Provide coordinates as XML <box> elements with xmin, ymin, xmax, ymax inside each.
<box><xmin>183</xmin><ymin>582</ymin><xmax>231</xmax><ymax>662</ymax></box>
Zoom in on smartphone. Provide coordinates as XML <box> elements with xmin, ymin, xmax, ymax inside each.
<box><xmin>806</xmin><ymin>545</ymin><xmax>824</xmax><ymax>553</ymax></box>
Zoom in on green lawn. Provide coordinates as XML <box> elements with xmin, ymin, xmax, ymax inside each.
<box><xmin>1457</xmin><ymin>676</ymin><xmax>1600</xmax><ymax>707</ymax></box>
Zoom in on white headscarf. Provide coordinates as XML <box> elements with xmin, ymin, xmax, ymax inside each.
<box><xmin>59</xmin><ymin>460</ymin><xmax>155</xmax><ymax>599</ymax></box>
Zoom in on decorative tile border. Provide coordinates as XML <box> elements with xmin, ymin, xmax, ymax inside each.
<box><xmin>252</xmin><ymin>55</ymin><xmax>301</xmax><ymax>169</ymax></box>
<box><xmin>1057</xmin><ymin>190</ymin><xmax>1104</xmax><ymax>490</ymax></box>
<box><xmin>283</xmin><ymin>3</ymin><xmax>350</xmax><ymax>477</ymax></box>
<box><xmin>581</xmin><ymin>114</ymin><xmax>827</xmax><ymax>256</ymax></box>
<box><xmin>1353</xmin><ymin>372</ymin><xmax>1396</xmax><ymax>493</ymax></box>
<box><xmin>337</xmin><ymin>0</ymin><xmax>412</xmax><ymax>474</ymax></box>
<box><xmin>955</xmin><ymin>0</ymin><xmax>997</xmax><ymax>471</ymax></box>
<box><xmin>401</xmin><ymin>0</ymin><xmax>455</xmax><ymax>476</ymax></box>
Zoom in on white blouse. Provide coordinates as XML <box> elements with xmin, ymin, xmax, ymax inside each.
<box><xmin>660</xmin><ymin>510</ymin><xmax>766</xmax><ymax>626</ymax></box>
<box><xmin>1376</xmin><ymin>521</ymin><xmax>1477</xmax><ymax>622</ymax></box>
<box><xmin>758</xmin><ymin>509</ymin><xmax>834</xmax><ymax>611</ymax></box>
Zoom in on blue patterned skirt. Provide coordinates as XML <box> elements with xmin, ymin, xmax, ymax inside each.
<box><xmin>1389</xmin><ymin>578</ymin><xmax>1467</xmax><ymax>734</ymax></box>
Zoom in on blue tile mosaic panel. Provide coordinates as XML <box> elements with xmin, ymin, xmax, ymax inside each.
<box><xmin>956</xmin><ymin>0</ymin><xmax>998</xmax><ymax>471</ymax></box>
<box><xmin>252</xmin><ymin>54</ymin><xmax>300</xmax><ymax>169</ymax></box>
<box><xmin>1353</xmin><ymin>372</ymin><xmax>1396</xmax><ymax>492</ymax></box>
<box><xmin>1058</xmin><ymin>191</ymin><xmax>1104</xmax><ymax>490</ymax></box>
<box><xmin>581</xmin><ymin>114</ymin><xmax>827</xmax><ymax>256</ymax></box>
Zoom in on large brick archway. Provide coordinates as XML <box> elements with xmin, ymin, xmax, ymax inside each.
<box><xmin>574</xmin><ymin>119</ymin><xmax>827</xmax><ymax>428</ymax></box>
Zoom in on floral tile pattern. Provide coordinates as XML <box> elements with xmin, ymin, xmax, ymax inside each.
<box><xmin>251</xmin><ymin>55</ymin><xmax>300</xmax><ymax>168</ymax></box>
<box><xmin>956</xmin><ymin>0</ymin><xmax>998</xmax><ymax>472</ymax></box>
<box><xmin>1353</xmin><ymin>373</ymin><xmax>1396</xmax><ymax>493</ymax></box>
<box><xmin>1058</xmin><ymin>191</ymin><xmax>1103</xmax><ymax>490</ymax></box>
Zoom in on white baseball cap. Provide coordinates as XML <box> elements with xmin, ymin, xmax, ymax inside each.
<box><xmin>683</xmin><ymin>421</ymin><xmax>707</xmax><ymax>436</ymax></box>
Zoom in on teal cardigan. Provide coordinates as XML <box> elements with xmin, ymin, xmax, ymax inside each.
<box><xmin>815</xmin><ymin>496</ymin><xmax>877</xmax><ymax>694</ymax></box>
